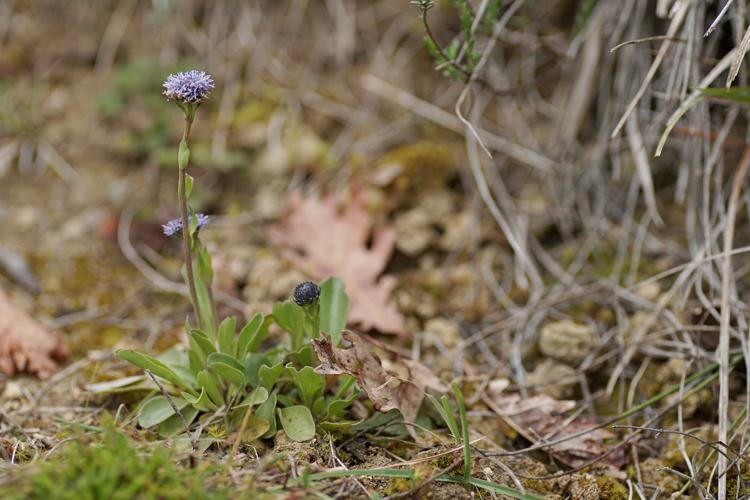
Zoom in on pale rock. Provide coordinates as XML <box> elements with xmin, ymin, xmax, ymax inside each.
<box><xmin>528</xmin><ymin>359</ymin><xmax>577</xmax><ymax>399</ymax></box>
<box><xmin>423</xmin><ymin>317</ymin><xmax>460</xmax><ymax>348</ymax></box>
<box><xmin>538</xmin><ymin>319</ymin><xmax>594</xmax><ymax>365</ymax></box>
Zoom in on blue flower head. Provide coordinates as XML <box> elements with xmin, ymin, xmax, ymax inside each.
<box><xmin>162</xmin><ymin>213</ymin><xmax>210</xmax><ymax>237</ymax></box>
<box><xmin>162</xmin><ymin>70</ymin><xmax>214</xmax><ymax>105</ymax></box>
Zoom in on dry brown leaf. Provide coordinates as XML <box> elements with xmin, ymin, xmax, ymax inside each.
<box><xmin>269</xmin><ymin>190</ymin><xmax>406</xmax><ymax>335</ymax></box>
<box><xmin>486</xmin><ymin>381</ymin><xmax>626</xmax><ymax>469</ymax></box>
<box><xmin>312</xmin><ymin>330</ymin><xmax>443</xmax><ymax>437</ymax></box>
<box><xmin>0</xmin><ymin>288</ymin><xmax>68</xmax><ymax>378</ymax></box>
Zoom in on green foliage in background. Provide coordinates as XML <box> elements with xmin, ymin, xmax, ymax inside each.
<box><xmin>415</xmin><ymin>0</ymin><xmax>503</xmax><ymax>82</ymax></box>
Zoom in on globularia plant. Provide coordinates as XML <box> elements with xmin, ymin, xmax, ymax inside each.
<box><xmin>107</xmin><ymin>71</ymin><xmax>357</xmax><ymax>442</ymax></box>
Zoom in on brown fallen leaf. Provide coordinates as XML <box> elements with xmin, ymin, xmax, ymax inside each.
<box><xmin>268</xmin><ymin>190</ymin><xmax>406</xmax><ymax>336</ymax></box>
<box><xmin>0</xmin><ymin>288</ymin><xmax>68</xmax><ymax>378</ymax></box>
<box><xmin>312</xmin><ymin>330</ymin><xmax>444</xmax><ymax>437</ymax></box>
<box><xmin>485</xmin><ymin>381</ymin><xmax>626</xmax><ymax>469</ymax></box>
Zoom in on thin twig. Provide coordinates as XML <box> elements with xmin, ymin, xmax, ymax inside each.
<box><xmin>145</xmin><ymin>370</ymin><xmax>199</xmax><ymax>462</ymax></box>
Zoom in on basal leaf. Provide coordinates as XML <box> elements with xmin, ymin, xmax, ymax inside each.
<box><xmin>158</xmin><ymin>406</ymin><xmax>199</xmax><ymax>437</ymax></box>
<box><xmin>278</xmin><ymin>405</ymin><xmax>316</xmax><ymax>442</ymax></box>
<box><xmin>217</xmin><ymin>316</ymin><xmax>237</xmax><ymax>355</ymax></box>
<box><xmin>237</xmin><ymin>386</ymin><xmax>269</xmax><ymax>408</ymax></box>
<box><xmin>319</xmin><ymin>277</ymin><xmax>349</xmax><ymax>344</ymax></box>
<box><xmin>325</xmin><ymin>391</ymin><xmax>358</xmax><ymax>421</ymax></box>
<box><xmin>197</xmin><ymin>369</ymin><xmax>224</xmax><ymax>406</ymax></box>
<box><xmin>288</xmin><ymin>364</ymin><xmax>325</xmax><ymax>409</ymax></box>
<box><xmin>259</xmin><ymin>362</ymin><xmax>286</xmax><ymax>390</ymax></box>
<box><xmin>272</xmin><ymin>301</ymin><xmax>306</xmax><ymax>350</ymax></box>
<box><xmin>207</xmin><ymin>352</ymin><xmax>244</xmax><ymax>371</ymax></box>
<box><xmin>319</xmin><ymin>419</ymin><xmax>360</xmax><ymax>433</ymax></box>
<box><xmin>116</xmin><ymin>349</ymin><xmax>191</xmax><ymax>391</ymax></box>
<box><xmin>244</xmin><ymin>353</ymin><xmax>268</xmax><ymax>387</ymax></box>
<box><xmin>287</xmin><ymin>345</ymin><xmax>317</xmax><ymax>368</ymax></box>
<box><xmin>236</xmin><ymin>313</ymin><xmax>264</xmax><ymax>359</ymax></box>
<box><xmin>256</xmin><ymin>393</ymin><xmax>278</xmax><ymax>439</ymax></box>
<box><xmin>182</xmin><ymin>388</ymin><xmax>216</xmax><ymax>412</ymax></box>
<box><xmin>240</xmin><ymin>415</ymin><xmax>271</xmax><ymax>442</ymax></box>
<box><xmin>189</xmin><ymin>329</ymin><xmax>216</xmax><ymax>359</ymax></box>
<box><xmin>138</xmin><ymin>395</ymin><xmax>188</xmax><ymax>428</ymax></box>
<box><xmin>209</xmin><ymin>361</ymin><xmax>246</xmax><ymax>387</ymax></box>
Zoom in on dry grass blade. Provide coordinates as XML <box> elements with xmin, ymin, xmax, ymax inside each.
<box><xmin>727</xmin><ymin>23</ymin><xmax>750</xmax><ymax>87</ymax></box>
<box><xmin>716</xmin><ymin>146</ymin><xmax>750</xmax><ymax>499</ymax></box>
<box><xmin>611</xmin><ymin>0</ymin><xmax>690</xmax><ymax>138</ymax></box>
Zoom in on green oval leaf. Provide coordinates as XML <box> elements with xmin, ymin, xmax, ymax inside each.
<box><xmin>158</xmin><ymin>406</ymin><xmax>199</xmax><ymax>437</ymax></box>
<box><xmin>138</xmin><ymin>395</ymin><xmax>188</xmax><ymax>428</ymax></box>
<box><xmin>278</xmin><ymin>405</ymin><xmax>316</xmax><ymax>442</ymax></box>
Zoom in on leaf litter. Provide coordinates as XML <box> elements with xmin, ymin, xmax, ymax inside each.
<box><xmin>269</xmin><ymin>190</ymin><xmax>406</xmax><ymax>336</ymax></box>
<box><xmin>312</xmin><ymin>330</ymin><xmax>445</xmax><ymax>438</ymax></box>
<box><xmin>0</xmin><ymin>287</ymin><xmax>67</xmax><ymax>378</ymax></box>
<box><xmin>485</xmin><ymin>379</ymin><xmax>627</xmax><ymax>470</ymax></box>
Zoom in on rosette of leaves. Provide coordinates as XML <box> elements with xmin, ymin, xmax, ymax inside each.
<box><xmin>103</xmin><ymin>277</ymin><xmax>356</xmax><ymax>442</ymax></box>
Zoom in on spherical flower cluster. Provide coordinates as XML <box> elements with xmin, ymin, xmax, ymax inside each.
<box><xmin>162</xmin><ymin>70</ymin><xmax>214</xmax><ymax>105</ymax></box>
<box><xmin>293</xmin><ymin>281</ymin><xmax>321</xmax><ymax>306</ymax></box>
<box><xmin>162</xmin><ymin>213</ymin><xmax>210</xmax><ymax>237</ymax></box>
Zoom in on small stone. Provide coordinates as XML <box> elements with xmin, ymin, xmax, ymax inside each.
<box><xmin>538</xmin><ymin>319</ymin><xmax>595</xmax><ymax>365</ymax></box>
<box><xmin>528</xmin><ymin>359</ymin><xmax>578</xmax><ymax>399</ymax></box>
<box><xmin>423</xmin><ymin>317</ymin><xmax>460</xmax><ymax>348</ymax></box>
<box><xmin>566</xmin><ymin>473</ymin><xmax>600</xmax><ymax>500</ymax></box>
<box><xmin>3</xmin><ymin>381</ymin><xmax>23</xmax><ymax>399</ymax></box>
<box><xmin>394</xmin><ymin>208</ymin><xmax>433</xmax><ymax>256</ymax></box>
<box><xmin>635</xmin><ymin>281</ymin><xmax>661</xmax><ymax>302</ymax></box>
<box><xmin>639</xmin><ymin>458</ymin><xmax>681</xmax><ymax>494</ymax></box>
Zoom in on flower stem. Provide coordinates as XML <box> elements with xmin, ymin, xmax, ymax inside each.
<box><xmin>179</xmin><ymin>116</ymin><xmax>201</xmax><ymax>327</ymax></box>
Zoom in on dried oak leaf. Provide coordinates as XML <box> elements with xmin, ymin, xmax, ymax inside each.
<box><xmin>487</xmin><ymin>382</ymin><xmax>626</xmax><ymax>469</ymax></box>
<box><xmin>0</xmin><ymin>288</ymin><xmax>68</xmax><ymax>378</ymax></box>
<box><xmin>269</xmin><ymin>191</ymin><xmax>406</xmax><ymax>335</ymax></box>
<box><xmin>313</xmin><ymin>331</ymin><xmax>444</xmax><ymax>437</ymax></box>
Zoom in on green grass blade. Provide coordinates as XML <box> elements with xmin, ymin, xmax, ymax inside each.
<box><xmin>453</xmin><ymin>383</ymin><xmax>471</xmax><ymax>482</ymax></box>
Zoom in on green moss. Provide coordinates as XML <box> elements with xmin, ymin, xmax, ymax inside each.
<box><xmin>1</xmin><ymin>419</ymin><xmax>226</xmax><ymax>500</ymax></box>
<box><xmin>385</xmin><ymin>477</ymin><xmax>414</xmax><ymax>495</ymax></box>
<box><xmin>375</xmin><ymin>141</ymin><xmax>456</xmax><ymax>193</ymax></box>
<box><xmin>596</xmin><ymin>476</ymin><xmax>628</xmax><ymax>499</ymax></box>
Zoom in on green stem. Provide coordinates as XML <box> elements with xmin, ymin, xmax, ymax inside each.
<box><xmin>179</xmin><ymin>115</ymin><xmax>201</xmax><ymax>327</ymax></box>
<box><xmin>453</xmin><ymin>384</ymin><xmax>471</xmax><ymax>482</ymax></box>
